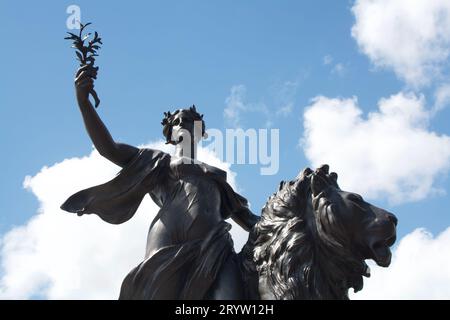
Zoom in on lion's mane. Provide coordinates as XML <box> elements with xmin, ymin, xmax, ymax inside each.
<box><xmin>248</xmin><ymin>166</ymin><xmax>368</xmax><ymax>300</ymax></box>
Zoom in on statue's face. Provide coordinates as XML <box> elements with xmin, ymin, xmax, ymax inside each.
<box><xmin>170</xmin><ymin>110</ymin><xmax>199</xmax><ymax>144</ymax></box>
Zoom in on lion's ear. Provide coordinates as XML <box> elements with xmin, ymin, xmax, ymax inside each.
<box><xmin>330</xmin><ymin>172</ymin><xmax>338</xmax><ymax>182</ymax></box>
<box><xmin>311</xmin><ymin>174</ymin><xmax>328</xmax><ymax>197</ymax></box>
<box><xmin>296</xmin><ymin>167</ymin><xmax>313</xmax><ymax>180</ymax></box>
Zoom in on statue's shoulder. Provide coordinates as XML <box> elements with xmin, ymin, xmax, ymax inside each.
<box><xmin>137</xmin><ymin>148</ymin><xmax>171</xmax><ymax>162</ymax></box>
<box><xmin>119</xmin><ymin>147</ymin><xmax>171</xmax><ymax>177</ymax></box>
<box><xmin>202</xmin><ymin>162</ymin><xmax>227</xmax><ymax>180</ymax></box>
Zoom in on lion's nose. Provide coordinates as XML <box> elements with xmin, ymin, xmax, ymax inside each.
<box><xmin>386</xmin><ymin>213</ymin><xmax>398</xmax><ymax>226</ymax></box>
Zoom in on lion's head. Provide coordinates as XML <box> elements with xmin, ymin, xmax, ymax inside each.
<box><xmin>250</xmin><ymin>165</ymin><xmax>397</xmax><ymax>300</ymax></box>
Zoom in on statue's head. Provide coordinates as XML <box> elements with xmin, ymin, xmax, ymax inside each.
<box><xmin>161</xmin><ymin>105</ymin><xmax>207</xmax><ymax>145</ymax></box>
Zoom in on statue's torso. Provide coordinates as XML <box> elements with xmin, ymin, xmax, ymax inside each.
<box><xmin>144</xmin><ymin>159</ymin><xmax>226</xmax><ymax>258</ymax></box>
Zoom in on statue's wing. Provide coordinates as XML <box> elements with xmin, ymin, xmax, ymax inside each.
<box><xmin>60</xmin><ymin>148</ymin><xmax>170</xmax><ymax>224</ymax></box>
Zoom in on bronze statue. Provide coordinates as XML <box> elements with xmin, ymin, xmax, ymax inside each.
<box><xmin>62</xmin><ymin>24</ymin><xmax>397</xmax><ymax>300</ymax></box>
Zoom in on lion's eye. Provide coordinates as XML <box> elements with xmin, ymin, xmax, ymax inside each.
<box><xmin>347</xmin><ymin>194</ymin><xmax>368</xmax><ymax>212</ymax></box>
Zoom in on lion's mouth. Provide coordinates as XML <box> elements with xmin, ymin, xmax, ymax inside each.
<box><xmin>369</xmin><ymin>234</ymin><xmax>396</xmax><ymax>267</ymax></box>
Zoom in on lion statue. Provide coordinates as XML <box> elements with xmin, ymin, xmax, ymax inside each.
<box><xmin>239</xmin><ymin>164</ymin><xmax>398</xmax><ymax>300</ymax></box>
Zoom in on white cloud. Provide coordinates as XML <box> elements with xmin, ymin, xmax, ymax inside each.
<box><xmin>331</xmin><ymin>63</ymin><xmax>346</xmax><ymax>76</ymax></box>
<box><xmin>224</xmin><ymin>85</ymin><xmax>271</xmax><ymax>128</ymax></box>
<box><xmin>323</xmin><ymin>55</ymin><xmax>333</xmax><ymax>66</ymax></box>
<box><xmin>302</xmin><ymin>92</ymin><xmax>450</xmax><ymax>203</ymax></box>
<box><xmin>352</xmin><ymin>227</ymin><xmax>450</xmax><ymax>299</ymax></box>
<box><xmin>224</xmin><ymin>85</ymin><xmax>249</xmax><ymax>127</ymax></box>
<box><xmin>351</xmin><ymin>0</ymin><xmax>450</xmax><ymax>87</ymax></box>
<box><xmin>276</xmin><ymin>103</ymin><xmax>293</xmax><ymax>117</ymax></box>
<box><xmin>271</xmin><ymin>81</ymin><xmax>298</xmax><ymax>117</ymax></box>
<box><xmin>433</xmin><ymin>83</ymin><xmax>450</xmax><ymax>114</ymax></box>
<box><xmin>0</xmin><ymin>141</ymin><xmax>248</xmax><ymax>299</ymax></box>
<box><xmin>322</xmin><ymin>55</ymin><xmax>347</xmax><ymax>77</ymax></box>
<box><xmin>224</xmin><ymin>82</ymin><xmax>298</xmax><ymax>128</ymax></box>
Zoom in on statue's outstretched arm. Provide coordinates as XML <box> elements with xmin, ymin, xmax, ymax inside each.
<box><xmin>74</xmin><ymin>65</ymin><xmax>138</xmax><ymax>167</ymax></box>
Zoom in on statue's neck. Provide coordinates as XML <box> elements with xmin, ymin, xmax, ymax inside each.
<box><xmin>174</xmin><ymin>141</ymin><xmax>197</xmax><ymax>162</ymax></box>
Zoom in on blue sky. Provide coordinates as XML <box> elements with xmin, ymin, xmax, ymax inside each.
<box><xmin>1</xmin><ymin>1</ymin><xmax>450</xmax><ymax>299</ymax></box>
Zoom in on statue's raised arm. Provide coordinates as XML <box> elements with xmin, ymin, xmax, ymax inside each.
<box><xmin>74</xmin><ymin>64</ymin><xmax>138</xmax><ymax>167</ymax></box>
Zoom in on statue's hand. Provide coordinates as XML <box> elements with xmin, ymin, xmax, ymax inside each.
<box><xmin>74</xmin><ymin>65</ymin><xmax>98</xmax><ymax>104</ymax></box>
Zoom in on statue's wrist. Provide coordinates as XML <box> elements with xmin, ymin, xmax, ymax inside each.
<box><xmin>76</xmin><ymin>94</ymin><xmax>90</xmax><ymax>105</ymax></box>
